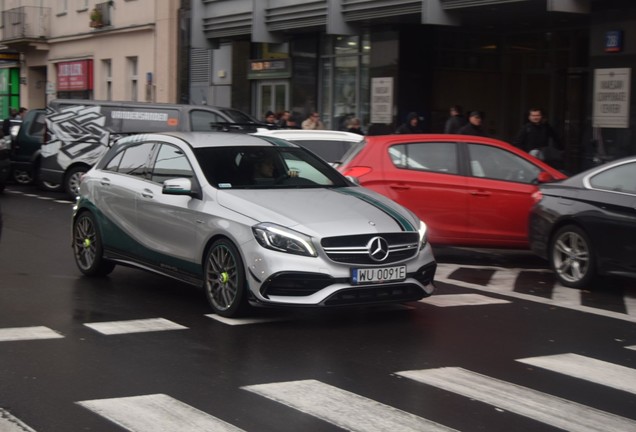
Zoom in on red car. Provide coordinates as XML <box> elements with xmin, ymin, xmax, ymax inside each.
<box><xmin>338</xmin><ymin>134</ymin><xmax>566</xmax><ymax>248</ymax></box>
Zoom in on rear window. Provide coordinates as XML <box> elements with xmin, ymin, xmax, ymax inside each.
<box><xmin>286</xmin><ymin>139</ymin><xmax>361</xmax><ymax>164</ymax></box>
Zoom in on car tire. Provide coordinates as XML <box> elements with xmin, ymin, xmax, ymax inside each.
<box><xmin>12</xmin><ymin>169</ymin><xmax>34</xmax><ymax>185</ymax></box>
<box><xmin>204</xmin><ymin>238</ymin><xmax>250</xmax><ymax>317</ymax></box>
<box><xmin>549</xmin><ymin>225</ymin><xmax>595</xmax><ymax>288</ymax></box>
<box><xmin>72</xmin><ymin>211</ymin><xmax>115</xmax><ymax>277</ymax></box>
<box><xmin>65</xmin><ymin>165</ymin><xmax>88</xmax><ymax>199</ymax></box>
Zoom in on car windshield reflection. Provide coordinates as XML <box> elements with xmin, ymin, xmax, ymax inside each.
<box><xmin>193</xmin><ymin>146</ymin><xmax>349</xmax><ymax>189</ymax></box>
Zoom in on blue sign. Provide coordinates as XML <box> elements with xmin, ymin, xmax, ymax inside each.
<box><xmin>605</xmin><ymin>31</ymin><xmax>623</xmax><ymax>53</ymax></box>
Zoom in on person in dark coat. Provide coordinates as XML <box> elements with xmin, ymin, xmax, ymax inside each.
<box><xmin>513</xmin><ymin>108</ymin><xmax>562</xmax><ymax>166</ymax></box>
<box><xmin>458</xmin><ymin>111</ymin><xmax>488</xmax><ymax>137</ymax></box>
<box><xmin>395</xmin><ymin>112</ymin><xmax>423</xmax><ymax>134</ymax></box>
<box><xmin>444</xmin><ymin>105</ymin><xmax>467</xmax><ymax>134</ymax></box>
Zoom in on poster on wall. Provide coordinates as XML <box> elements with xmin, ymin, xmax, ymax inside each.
<box><xmin>593</xmin><ymin>68</ymin><xmax>630</xmax><ymax>128</ymax></box>
<box><xmin>370</xmin><ymin>77</ymin><xmax>393</xmax><ymax>124</ymax></box>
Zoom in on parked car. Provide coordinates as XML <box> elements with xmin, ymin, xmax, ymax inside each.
<box><xmin>338</xmin><ymin>134</ymin><xmax>567</xmax><ymax>248</ymax></box>
<box><xmin>7</xmin><ymin>109</ymin><xmax>55</xmax><ymax>189</ymax></box>
<box><xmin>73</xmin><ymin>131</ymin><xmax>436</xmax><ymax>317</ymax></box>
<box><xmin>40</xmin><ymin>99</ymin><xmax>266</xmax><ymax>199</ymax></box>
<box><xmin>529</xmin><ymin>156</ymin><xmax>636</xmax><ymax>287</ymax></box>
<box><xmin>253</xmin><ymin>129</ymin><xmax>364</xmax><ymax>165</ymax></box>
<box><xmin>0</xmin><ymin>134</ymin><xmax>10</xmax><ymax>193</ymax></box>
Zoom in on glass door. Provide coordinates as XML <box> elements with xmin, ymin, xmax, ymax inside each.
<box><xmin>256</xmin><ymin>80</ymin><xmax>289</xmax><ymax>121</ymax></box>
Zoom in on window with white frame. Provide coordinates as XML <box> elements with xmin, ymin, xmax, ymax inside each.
<box><xmin>127</xmin><ymin>56</ymin><xmax>138</xmax><ymax>102</ymax></box>
<box><xmin>102</xmin><ymin>59</ymin><xmax>112</xmax><ymax>100</ymax></box>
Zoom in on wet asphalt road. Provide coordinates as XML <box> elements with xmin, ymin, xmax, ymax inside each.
<box><xmin>1</xmin><ymin>185</ymin><xmax>635</xmax><ymax>432</ymax></box>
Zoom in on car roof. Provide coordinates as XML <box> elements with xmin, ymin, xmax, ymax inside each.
<box><xmin>117</xmin><ymin>131</ymin><xmax>300</xmax><ymax>150</ymax></box>
<box><xmin>253</xmin><ymin>129</ymin><xmax>364</xmax><ymax>142</ymax></box>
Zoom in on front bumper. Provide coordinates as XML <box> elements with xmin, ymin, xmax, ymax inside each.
<box><xmin>243</xmin><ymin>240</ymin><xmax>436</xmax><ymax>307</ymax></box>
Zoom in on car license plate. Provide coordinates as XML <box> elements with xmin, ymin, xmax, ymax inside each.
<box><xmin>352</xmin><ymin>266</ymin><xmax>406</xmax><ymax>284</ymax></box>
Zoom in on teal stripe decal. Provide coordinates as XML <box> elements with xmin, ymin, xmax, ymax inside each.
<box><xmin>337</xmin><ymin>187</ymin><xmax>415</xmax><ymax>232</ymax></box>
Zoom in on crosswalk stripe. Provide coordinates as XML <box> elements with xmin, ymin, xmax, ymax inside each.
<box><xmin>77</xmin><ymin>394</ymin><xmax>244</xmax><ymax>432</ymax></box>
<box><xmin>243</xmin><ymin>379</ymin><xmax>457</xmax><ymax>432</ymax></box>
<box><xmin>0</xmin><ymin>408</ymin><xmax>37</xmax><ymax>432</ymax></box>
<box><xmin>517</xmin><ymin>353</ymin><xmax>636</xmax><ymax>395</ymax></box>
<box><xmin>397</xmin><ymin>367</ymin><xmax>636</xmax><ymax>432</ymax></box>
<box><xmin>205</xmin><ymin>314</ymin><xmax>288</xmax><ymax>326</ymax></box>
<box><xmin>419</xmin><ymin>293</ymin><xmax>510</xmax><ymax>307</ymax></box>
<box><xmin>83</xmin><ymin>318</ymin><xmax>187</xmax><ymax>335</ymax></box>
<box><xmin>0</xmin><ymin>326</ymin><xmax>64</xmax><ymax>342</ymax></box>
<box><xmin>435</xmin><ymin>264</ymin><xmax>636</xmax><ymax>323</ymax></box>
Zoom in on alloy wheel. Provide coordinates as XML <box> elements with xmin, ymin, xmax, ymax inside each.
<box><xmin>551</xmin><ymin>226</ymin><xmax>593</xmax><ymax>287</ymax></box>
<box><xmin>205</xmin><ymin>240</ymin><xmax>247</xmax><ymax>317</ymax></box>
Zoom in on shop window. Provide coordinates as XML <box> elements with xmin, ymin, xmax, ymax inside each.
<box><xmin>319</xmin><ymin>32</ymin><xmax>370</xmax><ymax>131</ymax></box>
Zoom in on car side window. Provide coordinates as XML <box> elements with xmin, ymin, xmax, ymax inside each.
<box><xmin>468</xmin><ymin>144</ymin><xmax>541</xmax><ymax>184</ymax></box>
<box><xmin>150</xmin><ymin>144</ymin><xmax>194</xmax><ymax>184</ymax></box>
<box><xmin>190</xmin><ymin>110</ymin><xmax>225</xmax><ymax>131</ymax></box>
<box><xmin>589</xmin><ymin>162</ymin><xmax>636</xmax><ymax>194</ymax></box>
<box><xmin>116</xmin><ymin>143</ymin><xmax>155</xmax><ymax>177</ymax></box>
<box><xmin>389</xmin><ymin>143</ymin><xmax>458</xmax><ymax>174</ymax></box>
<box><xmin>103</xmin><ymin>151</ymin><xmax>124</xmax><ymax>172</ymax></box>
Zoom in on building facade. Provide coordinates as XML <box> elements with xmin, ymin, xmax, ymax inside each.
<box><xmin>0</xmin><ymin>0</ymin><xmax>182</xmax><ymax>117</ymax></box>
<box><xmin>191</xmin><ymin>0</ymin><xmax>636</xmax><ymax>173</ymax></box>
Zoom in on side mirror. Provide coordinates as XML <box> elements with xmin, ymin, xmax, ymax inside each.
<box><xmin>536</xmin><ymin>171</ymin><xmax>555</xmax><ymax>184</ymax></box>
<box><xmin>163</xmin><ymin>178</ymin><xmax>194</xmax><ymax>196</ymax></box>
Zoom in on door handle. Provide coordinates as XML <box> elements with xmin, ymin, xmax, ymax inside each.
<box><xmin>389</xmin><ymin>184</ymin><xmax>411</xmax><ymax>190</ymax></box>
<box><xmin>141</xmin><ymin>189</ymin><xmax>154</xmax><ymax>199</ymax></box>
<box><xmin>99</xmin><ymin>178</ymin><xmax>110</xmax><ymax>186</ymax></box>
<box><xmin>469</xmin><ymin>190</ymin><xmax>491</xmax><ymax>197</ymax></box>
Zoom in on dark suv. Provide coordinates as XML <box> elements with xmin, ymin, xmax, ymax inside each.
<box><xmin>8</xmin><ymin>108</ymin><xmax>56</xmax><ymax>189</ymax></box>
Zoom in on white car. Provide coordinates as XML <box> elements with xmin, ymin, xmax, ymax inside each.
<box><xmin>253</xmin><ymin>129</ymin><xmax>364</xmax><ymax>165</ymax></box>
<box><xmin>72</xmin><ymin>131</ymin><xmax>436</xmax><ymax>317</ymax></box>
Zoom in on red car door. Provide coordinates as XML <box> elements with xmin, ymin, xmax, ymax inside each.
<box><xmin>465</xmin><ymin>143</ymin><xmax>544</xmax><ymax>247</ymax></box>
<box><xmin>372</xmin><ymin>140</ymin><xmax>471</xmax><ymax>245</ymax></box>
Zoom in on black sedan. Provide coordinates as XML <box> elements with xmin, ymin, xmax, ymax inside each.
<box><xmin>529</xmin><ymin>156</ymin><xmax>636</xmax><ymax>287</ymax></box>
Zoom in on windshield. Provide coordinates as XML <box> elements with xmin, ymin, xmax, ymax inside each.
<box><xmin>193</xmin><ymin>146</ymin><xmax>350</xmax><ymax>189</ymax></box>
<box><xmin>219</xmin><ymin>108</ymin><xmax>260</xmax><ymax>124</ymax></box>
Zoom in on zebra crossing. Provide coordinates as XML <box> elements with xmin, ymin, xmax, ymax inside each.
<box><xmin>435</xmin><ymin>263</ymin><xmax>636</xmax><ymax>323</ymax></box>
<box><xmin>2</xmin><ymin>348</ymin><xmax>635</xmax><ymax>431</ymax></box>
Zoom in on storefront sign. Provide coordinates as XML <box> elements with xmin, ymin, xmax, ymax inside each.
<box><xmin>247</xmin><ymin>58</ymin><xmax>291</xmax><ymax>79</ymax></box>
<box><xmin>604</xmin><ymin>30</ymin><xmax>623</xmax><ymax>53</ymax></box>
<box><xmin>593</xmin><ymin>68</ymin><xmax>630</xmax><ymax>128</ymax></box>
<box><xmin>370</xmin><ymin>77</ymin><xmax>393</xmax><ymax>124</ymax></box>
<box><xmin>57</xmin><ymin>60</ymin><xmax>93</xmax><ymax>91</ymax></box>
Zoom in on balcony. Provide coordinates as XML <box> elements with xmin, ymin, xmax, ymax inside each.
<box><xmin>89</xmin><ymin>2</ymin><xmax>112</xmax><ymax>29</ymax></box>
<box><xmin>0</xmin><ymin>6</ymin><xmax>50</xmax><ymax>46</ymax></box>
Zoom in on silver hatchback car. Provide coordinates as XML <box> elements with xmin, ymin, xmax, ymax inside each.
<box><xmin>72</xmin><ymin>132</ymin><xmax>436</xmax><ymax>317</ymax></box>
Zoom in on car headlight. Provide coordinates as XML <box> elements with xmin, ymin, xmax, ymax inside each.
<box><xmin>418</xmin><ymin>220</ymin><xmax>428</xmax><ymax>249</ymax></box>
<box><xmin>252</xmin><ymin>223</ymin><xmax>317</xmax><ymax>257</ymax></box>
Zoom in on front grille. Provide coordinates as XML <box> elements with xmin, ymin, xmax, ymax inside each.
<box><xmin>260</xmin><ymin>272</ymin><xmax>335</xmax><ymax>297</ymax></box>
<box><xmin>321</xmin><ymin>232</ymin><xmax>419</xmax><ymax>265</ymax></box>
<box><xmin>323</xmin><ymin>284</ymin><xmax>426</xmax><ymax>306</ymax></box>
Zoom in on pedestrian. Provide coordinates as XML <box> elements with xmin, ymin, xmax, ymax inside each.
<box><xmin>301</xmin><ymin>112</ymin><xmax>325</xmax><ymax>130</ymax></box>
<box><xmin>276</xmin><ymin>110</ymin><xmax>291</xmax><ymax>129</ymax></box>
<box><xmin>513</xmin><ymin>108</ymin><xmax>562</xmax><ymax>166</ymax></box>
<box><xmin>395</xmin><ymin>112</ymin><xmax>423</xmax><ymax>134</ymax></box>
<box><xmin>347</xmin><ymin>117</ymin><xmax>364</xmax><ymax>135</ymax></box>
<box><xmin>444</xmin><ymin>105</ymin><xmax>467</xmax><ymax>134</ymax></box>
<box><xmin>263</xmin><ymin>110</ymin><xmax>277</xmax><ymax>125</ymax></box>
<box><xmin>458</xmin><ymin>111</ymin><xmax>488</xmax><ymax>137</ymax></box>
